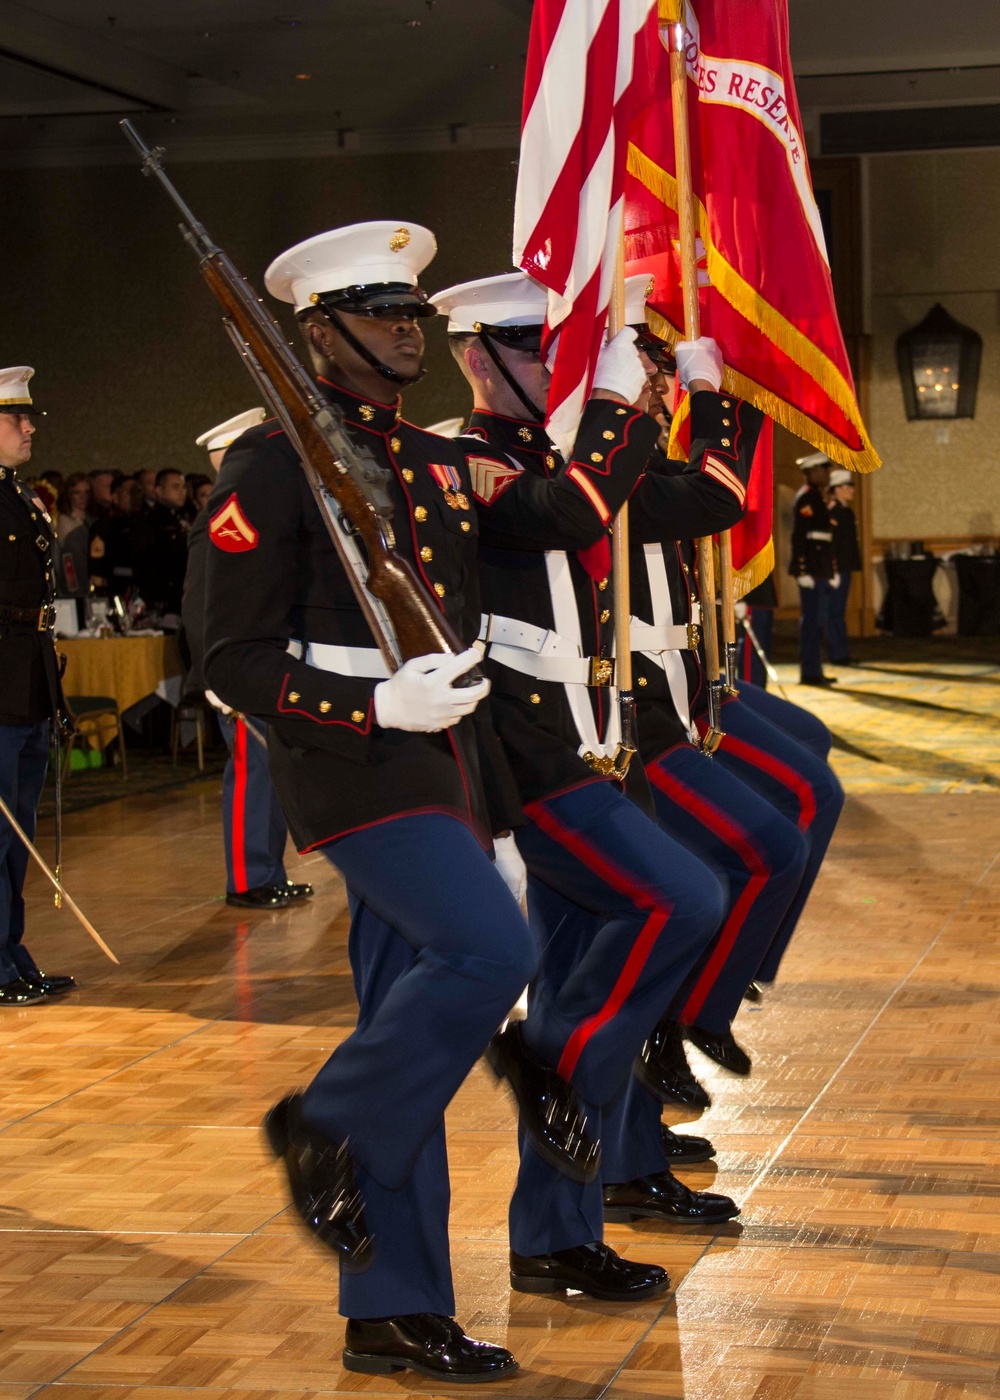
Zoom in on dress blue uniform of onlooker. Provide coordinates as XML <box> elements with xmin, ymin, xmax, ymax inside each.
<box><xmin>0</xmin><ymin>366</ymin><xmax>75</xmax><ymax>1003</ymax></box>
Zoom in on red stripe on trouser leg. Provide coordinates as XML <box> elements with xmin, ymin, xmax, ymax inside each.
<box><xmin>557</xmin><ymin>910</ymin><xmax>669</xmax><ymax>1079</ymax></box>
<box><xmin>696</xmin><ymin>722</ymin><xmax>817</xmax><ymax>832</ymax></box>
<box><xmin>743</xmin><ymin>609</ymin><xmax>755</xmax><ymax>681</ymax></box>
<box><xmin>647</xmin><ymin>762</ymin><xmax>772</xmax><ymax>1024</ymax></box>
<box><xmin>232</xmin><ymin>717</ymin><xmax>249</xmax><ymax>893</ymax></box>
<box><xmin>523</xmin><ymin>801</ymin><xmax>674</xmax><ymax>1083</ymax></box>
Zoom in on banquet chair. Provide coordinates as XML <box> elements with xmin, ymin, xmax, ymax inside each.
<box><xmin>62</xmin><ymin>694</ymin><xmax>128</xmax><ymax>780</ymax></box>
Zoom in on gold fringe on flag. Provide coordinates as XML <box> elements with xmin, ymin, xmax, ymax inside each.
<box><xmin>658</xmin><ymin>0</ymin><xmax>684</xmax><ymax>20</ymax></box>
<box><xmin>628</xmin><ymin>144</ymin><xmax>882</xmax><ymax>474</ymax></box>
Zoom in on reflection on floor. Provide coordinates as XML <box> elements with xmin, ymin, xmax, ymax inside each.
<box><xmin>774</xmin><ymin>640</ymin><xmax>1000</xmax><ymax>794</ymax></box>
<box><xmin>1</xmin><ymin>659</ymin><xmax>999</xmax><ymax>1398</ymax></box>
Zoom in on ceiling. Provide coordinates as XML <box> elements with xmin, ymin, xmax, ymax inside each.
<box><xmin>0</xmin><ymin>0</ymin><xmax>998</xmax><ymax>166</ymax></box>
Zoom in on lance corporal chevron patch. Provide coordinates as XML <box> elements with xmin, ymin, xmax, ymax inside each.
<box><xmin>209</xmin><ymin>492</ymin><xmax>259</xmax><ymax>552</ymax></box>
<box><xmin>467</xmin><ymin>455</ymin><xmax>522</xmax><ymax>506</ymax></box>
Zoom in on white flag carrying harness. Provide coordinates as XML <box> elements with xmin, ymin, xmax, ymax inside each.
<box><xmin>637</xmin><ymin>543</ymin><xmax>700</xmax><ymax>742</ymax></box>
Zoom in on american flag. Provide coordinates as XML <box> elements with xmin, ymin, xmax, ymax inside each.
<box><xmin>513</xmin><ymin>0</ymin><xmax>658</xmax><ymax>459</ymax></box>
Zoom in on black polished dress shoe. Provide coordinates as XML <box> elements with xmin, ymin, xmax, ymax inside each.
<box><xmin>604</xmin><ymin>1170</ymin><xmax>739</xmax><ymax>1225</ymax></box>
<box><xmin>799</xmin><ymin>674</ymin><xmax>837</xmax><ymax>688</ymax></box>
<box><xmin>19</xmin><ymin>969</ymin><xmax>77</xmax><ymax>996</ymax></box>
<box><xmin>743</xmin><ymin>980</ymin><xmax>764</xmax><ymax>1003</ymax></box>
<box><xmin>284</xmin><ymin>881</ymin><xmax>314</xmax><ymax>901</ymax></box>
<box><xmin>263</xmin><ymin>1093</ymin><xmax>373</xmax><ymax>1272</ymax></box>
<box><xmin>0</xmin><ymin>977</ymin><xmax>45</xmax><ymax>1006</ymax></box>
<box><xmin>510</xmin><ymin>1240</ymin><xmax>669</xmax><ymax>1301</ymax></box>
<box><xmin>226</xmin><ymin>884</ymin><xmax>290</xmax><ymax>909</ymax></box>
<box><xmin>484</xmin><ymin>1022</ymin><xmax>600</xmax><ymax>1184</ymax></box>
<box><xmin>683</xmin><ymin>1025</ymin><xmax>752</xmax><ymax>1076</ymax></box>
<box><xmin>634</xmin><ymin>1020</ymin><xmax>711</xmax><ymax>1110</ymax></box>
<box><xmin>661</xmin><ymin>1123</ymin><xmax>716</xmax><ymax>1164</ymax></box>
<box><xmin>343</xmin><ymin>1314</ymin><xmax>518</xmax><ymax>1382</ymax></box>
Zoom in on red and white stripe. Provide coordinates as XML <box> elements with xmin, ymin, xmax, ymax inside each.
<box><xmin>514</xmin><ymin>0</ymin><xmax>657</xmax><ymax>459</ymax></box>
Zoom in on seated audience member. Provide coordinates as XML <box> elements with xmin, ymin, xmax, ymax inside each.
<box><xmin>88</xmin><ymin>468</ymin><xmax>115</xmax><ymax>520</ymax></box>
<box><xmin>185</xmin><ymin>472</ymin><xmax>213</xmax><ymax>521</ymax></box>
<box><xmin>136</xmin><ymin>467</ymin><xmax>157</xmax><ymax>512</ymax></box>
<box><xmin>34</xmin><ymin>469</ymin><xmax>63</xmax><ymax>516</ymax></box>
<box><xmin>56</xmin><ymin>473</ymin><xmax>92</xmax><ymax>596</ymax></box>
<box><xmin>131</xmin><ymin>468</ymin><xmax>190</xmax><ymax>616</ymax></box>
<box><xmin>88</xmin><ymin>473</ymin><xmax>143</xmax><ymax>599</ymax></box>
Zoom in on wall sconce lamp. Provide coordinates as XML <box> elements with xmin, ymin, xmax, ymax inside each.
<box><xmin>896</xmin><ymin>303</ymin><xmax>982</xmax><ymax>420</ymax></box>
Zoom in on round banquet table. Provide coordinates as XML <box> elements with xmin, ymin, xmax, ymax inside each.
<box><xmin>57</xmin><ymin>633</ymin><xmax>183</xmax><ymax>720</ymax></box>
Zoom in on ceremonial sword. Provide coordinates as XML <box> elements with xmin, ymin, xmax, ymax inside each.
<box><xmin>0</xmin><ymin>789</ymin><xmax>119</xmax><ymax>963</ymax></box>
<box><xmin>739</xmin><ymin>614</ymin><xmax>792</xmax><ymax>702</ymax></box>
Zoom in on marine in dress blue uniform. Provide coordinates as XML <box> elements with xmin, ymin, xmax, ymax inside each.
<box><xmin>791</xmin><ymin>451</ymin><xmax>837</xmax><ymax>686</ymax></box>
<box><xmin>183</xmin><ymin>410</ymin><xmax>313</xmax><ymax>910</ymax></box>
<box><xmin>826</xmin><ymin>467</ymin><xmax>863</xmax><ymax>665</ymax></box>
<box><xmin>433</xmin><ymin>274</ymin><xmax>742</xmax><ymax>1283</ymax></box>
<box><xmin>0</xmin><ymin>367</ymin><xmax>75</xmax><ymax>1004</ymax></box>
<box><xmin>202</xmin><ymin>227</ymin><xmax>533</xmax><ymax>1383</ymax></box>
<box><xmin>599</xmin><ymin>308</ymin><xmax>842</xmax><ymax>1113</ymax></box>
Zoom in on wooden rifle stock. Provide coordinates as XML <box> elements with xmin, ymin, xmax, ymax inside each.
<box><xmin>120</xmin><ymin>119</ymin><xmax>470</xmax><ymax>675</ymax></box>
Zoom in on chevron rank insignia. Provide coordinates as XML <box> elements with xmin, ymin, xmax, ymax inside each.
<box><xmin>467</xmin><ymin>455</ymin><xmax>522</xmax><ymax>506</ymax></box>
<box><xmin>701</xmin><ymin>454</ymin><xmax>746</xmax><ymax>507</ymax></box>
<box><xmin>209</xmin><ymin>492</ymin><xmax>259</xmax><ymax>553</ymax></box>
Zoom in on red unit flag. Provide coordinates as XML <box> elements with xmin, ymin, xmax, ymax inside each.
<box><xmin>625</xmin><ymin>0</ymin><xmax>880</xmax><ymax>591</ymax></box>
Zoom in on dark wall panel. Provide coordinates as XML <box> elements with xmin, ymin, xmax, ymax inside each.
<box><xmin>0</xmin><ymin>148</ymin><xmax>519</xmax><ymax>474</ymax></box>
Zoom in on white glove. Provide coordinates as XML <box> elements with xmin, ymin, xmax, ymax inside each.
<box><xmin>205</xmin><ymin>689</ymin><xmax>233</xmax><ymax>716</ymax></box>
<box><xmin>373</xmin><ymin>648</ymin><xmax>489</xmax><ymax>732</ymax></box>
<box><xmin>493</xmin><ymin>833</ymin><xmax>527</xmax><ymax>905</ymax></box>
<box><xmin>592</xmin><ymin>327</ymin><xmax>647</xmax><ymax>404</ymax></box>
<box><xmin>830</xmin><ymin>572</ymin><xmax>842</xmax><ymax>589</ymax></box>
<box><xmin>675</xmin><ymin>336</ymin><xmax>724</xmax><ymax>392</ymax></box>
<box><xmin>797</xmin><ymin>574</ymin><xmax>815</xmax><ymax>589</ymax></box>
<box><xmin>734</xmin><ymin>600</ymin><xmax>748</xmax><ymax>621</ymax></box>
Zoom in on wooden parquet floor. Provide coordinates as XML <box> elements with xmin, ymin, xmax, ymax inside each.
<box><xmin>1</xmin><ymin>774</ymin><xmax>999</xmax><ymax>1399</ymax></box>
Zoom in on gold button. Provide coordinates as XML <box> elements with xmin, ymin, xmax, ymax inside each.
<box><xmin>351</xmin><ymin>710</ymin><xmax>365</xmax><ymax>724</ymax></box>
<box><xmin>722</xmin><ymin>400</ymin><xmax>731</xmax><ymax>408</ymax></box>
<box><xmin>7</xmin><ymin>534</ymin><xmax>14</xmax><ymax>542</ymax></box>
<box><xmin>414</xmin><ymin>506</ymin><xmax>427</xmax><ymax>522</ymax></box>
<box><xmin>529</xmin><ymin>693</ymin><xmax>541</xmax><ymax>705</ymax></box>
<box><xmin>598</xmin><ymin>577</ymin><xmax>608</xmax><ymax>591</ymax></box>
<box><xmin>318</xmin><ymin>700</ymin><xmax>331</xmax><ymax>714</ymax></box>
<box><xmin>288</xmin><ymin>691</ymin><xmax>300</xmax><ymax>703</ymax></box>
<box><xmin>391</xmin><ymin>437</ymin><xmax>402</xmax><ymax>453</ymax></box>
<box><xmin>460</xmin><ymin>520</ymin><xmax>471</xmax><ymax>532</ymax></box>
<box><xmin>402</xmin><ymin>468</ymin><xmax>414</xmax><ymax>483</ymax></box>
<box><xmin>638</xmin><ymin>676</ymin><xmax>648</xmax><ymax>687</ymax></box>
<box><xmin>615</xmin><ymin>407</ymin><xmax>627</xmax><ymax>415</ymax></box>
<box><xmin>602</xmin><ymin>430</ymin><xmax>615</xmax><ymax>440</ymax></box>
<box><xmin>420</xmin><ymin>546</ymin><xmax>433</xmax><ymax>562</ymax></box>
<box><xmin>30</xmin><ymin>511</ymin><xmax>36</xmax><ymax>520</ymax></box>
<box><xmin>721</xmin><ymin>438</ymin><xmax>731</xmax><ymax>447</ymax></box>
<box><xmin>590</xmin><ymin>453</ymin><xmax>603</xmax><ymax>463</ymax></box>
<box><xmin>434</xmin><ymin>582</ymin><xmax>446</xmax><ymax>597</ymax></box>
<box><xmin>600</xmin><ymin>609</ymin><xmax>610</xmax><ymax>623</ymax></box>
<box><xmin>722</xmin><ymin>419</ymin><xmax>731</xmax><ymax>426</ymax></box>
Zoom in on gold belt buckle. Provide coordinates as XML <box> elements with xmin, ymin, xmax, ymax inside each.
<box><xmin>588</xmin><ymin>656</ymin><xmax>615</xmax><ymax>687</ymax></box>
<box><xmin>686</xmin><ymin>622</ymin><xmax>700</xmax><ymax>650</ymax></box>
<box><xmin>37</xmin><ymin>603</ymin><xmax>53</xmax><ymax>632</ymax></box>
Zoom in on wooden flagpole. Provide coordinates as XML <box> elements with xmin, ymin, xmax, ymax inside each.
<box><xmin>608</xmin><ymin>218</ymin><xmax>638</xmax><ymax>777</ymax></box>
<box><xmin>667</xmin><ymin>15</ymin><xmax>725</xmax><ymax>743</ymax></box>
